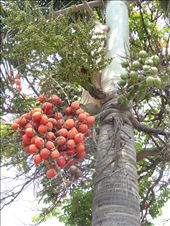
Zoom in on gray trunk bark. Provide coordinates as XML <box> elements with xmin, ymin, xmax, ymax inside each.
<box><xmin>92</xmin><ymin>99</ymin><xmax>140</xmax><ymax>226</ymax></box>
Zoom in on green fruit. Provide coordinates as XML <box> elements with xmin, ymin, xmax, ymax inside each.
<box><xmin>152</xmin><ymin>55</ymin><xmax>160</xmax><ymax>65</ymax></box>
<box><xmin>118</xmin><ymin>80</ymin><xmax>126</xmax><ymax>86</ymax></box>
<box><xmin>143</xmin><ymin>65</ymin><xmax>151</xmax><ymax>72</ymax></box>
<box><xmin>121</xmin><ymin>60</ymin><xmax>129</xmax><ymax>68</ymax></box>
<box><xmin>139</xmin><ymin>50</ymin><xmax>148</xmax><ymax>58</ymax></box>
<box><xmin>153</xmin><ymin>77</ymin><xmax>161</xmax><ymax>88</ymax></box>
<box><xmin>130</xmin><ymin>70</ymin><xmax>138</xmax><ymax>80</ymax></box>
<box><xmin>166</xmin><ymin>66</ymin><xmax>170</xmax><ymax>73</ymax></box>
<box><xmin>145</xmin><ymin>59</ymin><xmax>154</xmax><ymax>66</ymax></box>
<box><xmin>138</xmin><ymin>74</ymin><xmax>145</xmax><ymax>81</ymax></box>
<box><xmin>120</xmin><ymin>71</ymin><xmax>129</xmax><ymax>80</ymax></box>
<box><xmin>132</xmin><ymin>60</ymin><xmax>141</xmax><ymax>69</ymax></box>
<box><xmin>150</xmin><ymin>67</ymin><xmax>158</xmax><ymax>74</ymax></box>
<box><xmin>146</xmin><ymin>76</ymin><xmax>155</xmax><ymax>87</ymax></box>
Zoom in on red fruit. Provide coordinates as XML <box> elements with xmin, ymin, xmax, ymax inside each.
<box><xmin>67</xmin><ymin>139</ymin><xmax>76</xmax><ymax>149</ymax></box>
<box><xmin>46</xmin><ymin>121</ymin><xmax>53</xmax><ymax>130</ymax></box>
<box><xmin>76</xmin><ymin>144</ymin><xmax>85</xmax><ymax>152</ymax></box>
<box><xmin>71</xmin><ymin>102</ymin><xmax>80</xmax><ymax>110</ymax></box>
<box><xmin>78</xmin><ymin>124</ymin><xmax>88</xmax><ymax>133</ymax></box>
<box><xmin>67</xmin><ymin>148</ymin><xmax>75</xmax><ymax>155</ymax></box>
<box><xmin>86</xmin><ymin>116</ymin><xmax>95</xmax><ymax>126</ymax></box>
<box><xmin>57</xmin><ymin>119</ymin><xmax>64</xmax><ymax>128</ymax></box>
<box><xmin>42</xmin><ymin>102</ymin><xmax>53</xmax><ymax>112</ymax></box>
<box><xmin>31</xmin><ymin>135</ymin><xmax>39</xmax><ymax>144</ymax></box>
<box><xmin>24</xmin><ymin>112</ymin><xmax>32</xmax><ymax>120</ymax></box>
<box><xmin>57</xmin><ymin>157</ymin><xmax>66</xmax><ymax>168</ymax></box>
<box><xmin>11</xmin><ymin>122</ymin><xmax>19</xmax><ymax>130</ymax></box>
<box><xmin>50</xmin><ymin>95</ymin><xmax>60</xmax><ymax>105</ymax></box>
<box><xmin>40</xmin><ymin>148</ymin><xmax>50</xmax><ymax>159</ymax></box>
<box><xmin>38</xmin><ymin>94</ymin><xmax>46</xmax><ymax>103</ymax></box>
<box><xmin>32</xmin><ymin>108</ymin><xmax>42</xmax><ymax>113</ymax></box>
<box><xmin>25</xmin><ymin>146</ymin><xmax>30</xmax><ymax>153</ymax></box>
<box><xmin>54</xmin><ymin>112</ymin><xmax>62</xmax><ymax>120</ymax></box>
<box><xmin>32</xmin><ymin>111</ymin><xmax>42</xmax><ymax>121</ymax></box>
<box><xmin>38</xmin><ymin>125</ymin><xmax>48</xmax><ymax>134</ymax></box>
<box><xmin>65</xmin><ymin>119</ymin><xmax>75</xmax><ymax>129</ymax></box>
<box><xmin>51</xmin><ymin>150</ymin><xmax>60</xmax><ymax>159</ymax></box>
<box><xmin>40</xmin><ymin>115</ymin><xmax>49</xmax><ymax>124</ymax></box>
<box><xmin>19</xmin><ymin>117</ymin><xmax>27</xmax><ymax>127</ymax></box>
<box><xmin>22</xmin><ymin>134</ymin><xmax>31</xmax><ymax>145</ymax></box>
<box><xmin>65</xmin><ymin>107</ymin><xmax>72</xmax><ymax>115</ymax></box>
<box><xmin>74</xmin><ymin>133</ymin><xmax>84</xmax><ymax>143</ymax></box>
<box><xmin>15</xmin><ymin>118</ymin><xmax>20</xmax><ymax>124</ymax></box>
<box><xmin>46</xmin><ymin>132</ymin><xmax>56</xmax><ymax>140</ymax></box>
<box><xmin>46</xmin><ymin>141</ymin><xmax>55</xmax><ymax>150</ymax></box>
<box><xmin>33</xmin><ymin>121</ymin><xmax>40</xmax><ymax>130</ymax></box>
<box><xmin>57</xmin><ymin>128</ymin><xmax>68</xmax><ymax>137</ymax></box>
<box><xmin>25</xmin><ymin>123</ymin><xmax>33</xmax><ymax>129</ymax></box>
<box><xmin>48</xmin><ymin>118</ymin><xmax>57</xmax><ymax>126</ymax></box>
<box><xmin>75</xmin><ymin>108</ymin><xmax>84</xmax><ymax>115</ymax></box>
<box><xmin>17</xmin><ymin>85</ymin><xmax>22</xmax><ymax>92</ymax></box>
<box><xmin>25</xmin><ymin>127</ymin><xmax>34</xmax><ymax>137</ymax></box>
<box><xmin>33</xmin><ymin>154</ymin><xmax>42</xmax><ymax>164</ymax></box>
<box><xmin>58</xmin><ymin>144</ymin><xmax>67</xmax><ymax>152</ymax></box>
<box><xmin>46</xmin><ymin>168</ymin><xmax>56</xmax><ymax>178</ymax></box>
<box><xmin>46</xmin><ymin>108</ymin><xmax>54</xmax><ymax>116</ymax></box>
<box><xmin>56</xmin><ymin>98</ymin><xmax>62</xmax><ymax>105</ymax></box>
<box><xmin>56</xmin><ymin>136</ymin><xmax>66</xmax><ymax>146</ymax></box>
<box><xmin>35</xmin><ymin>137</ymin><xmax>45</xmax><ymax>148</ymax></box>
<box><xmin>62</xmin><ymin>153</ymin><xmax>69</xmax><ymax>160</ymax></box>
<box><xmin>78</xmin><ymin>113</ymin><xmax>87</xmax><ymax>122</ymax></box>
<box><xmin>67</xmin><ymin>127</ymin><xmax>78</xmax><ymax>139</ymax></box>
<box><xmin>76</xmin><ymin>151</ymin><xmax>86</xmax><ymax>159</ymax></box>
<box><xmin>28</xmin><ymin>144</ymin><xmax>38</xmax><ymax>153</ymax></box>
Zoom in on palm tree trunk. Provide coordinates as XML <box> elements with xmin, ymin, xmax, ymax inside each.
<box><xmin>92</xmin><ymin>1</ymin><xmax>140</xmax><ymax>225</ymax></box>
<box><xmin>92</xmin><ymin>98</ymin><xmax>140</xmax><ymax>226</ymax></box>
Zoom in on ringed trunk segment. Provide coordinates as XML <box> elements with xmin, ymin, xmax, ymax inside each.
<box><xmin>92</xmin><ymin>100</ymin><xmax>140</xmax><ymax>226</ymax></box>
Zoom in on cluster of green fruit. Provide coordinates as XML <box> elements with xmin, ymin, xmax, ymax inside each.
<box><xmin>117</xmin><ymin>50</ymin><xmax>169</xmax><ymax>107</ymax></box>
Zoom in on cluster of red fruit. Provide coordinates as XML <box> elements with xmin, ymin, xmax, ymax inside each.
<box><xmin>14</xmin><ymin>73</ymin><xmax>22</xmax><ymax>92</ymax></box>
<box><xmin>11</xmin><ymin>95</ymin><xmax>95</xmax><ymax>179</ymax></box>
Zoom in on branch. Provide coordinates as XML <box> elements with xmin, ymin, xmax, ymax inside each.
<box><xmin>137</xmin><ymin>145</ymin><xmax>170</xmax><ymax>162</ymax></box>
<box><xmin>130</xmin><ymin>114</ymin><xmax>169</xmax><ymax>137</ymax></box>
<box><xmin>53</xmin><ymin>0</ymin><xmax>104</xmax><ymax>17</ymax></box>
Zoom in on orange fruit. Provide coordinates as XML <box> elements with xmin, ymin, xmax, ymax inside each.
<box><xmin>65</xmin><ymin>119</ymin><xmax>75</xmax><ymax>129</ymax></box>
<box><xmin>33</xmin><ymin>154</ymin><xmax>42</xmax><ymax>164</ymax></box>
<box><xmin>71</xmin><ymin>102</ymin><xmax>80</xmax><ymax>110</ymax></box>
<box><xmin>51</xmin><ymin>150</ymin><xmax>60</xmax><ymax>159</ymax></box>
<box><xmin>40</xmin><ymin>148</ymin><xmax>50</xmax><ymax>159</ymax></box>
<box><xmin>46</xmin><ymin>168</ymin><xmax>56</xmax><ymax>178</ymax></box>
